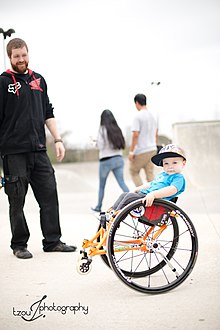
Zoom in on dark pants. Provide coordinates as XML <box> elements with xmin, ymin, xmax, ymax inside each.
<box><xmin>2</xmin><ymin>152</ymin><xmax>62</xmax><ymax>251</ymax></box>
<box><xmin>112</xmin><ymin>192</ymin><xmax>146</xmax><ymax>211</ymax></box>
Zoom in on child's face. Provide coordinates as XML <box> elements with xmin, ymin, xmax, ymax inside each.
<box><xmin>162</xmin><ymin>157</ymin><xmax>186</xmax><ymax>175</ymax></box>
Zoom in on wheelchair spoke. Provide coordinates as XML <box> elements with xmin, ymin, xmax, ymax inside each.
<box><xmin>157</xmin><ymin>251</ymin><xmax>180</xmax><ymax>277</ymax></box>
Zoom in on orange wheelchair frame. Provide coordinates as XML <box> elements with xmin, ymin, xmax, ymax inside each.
<box><xmin>77</xmin><ymin>199</ymin><xmax>198</xmax><ymax>294</ymax></box>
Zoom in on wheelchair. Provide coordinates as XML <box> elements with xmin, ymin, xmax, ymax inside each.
<box><xmin>77</xmin><ymin>198</ymin><xmax>198</xmax><ymax>294</ymax></box>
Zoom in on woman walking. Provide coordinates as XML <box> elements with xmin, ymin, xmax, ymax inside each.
<box><xmin>91</xmin><ymin>110</ymin><xmax>129</xmax><ymax>212</ymax></box>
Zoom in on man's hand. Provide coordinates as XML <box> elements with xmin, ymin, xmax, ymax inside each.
<box><xmin>45</xmin><ymin>118</ymin><xmax>65</xmax><ymax>161</ymax></box>
<box><xmin>55</xmin><ymin>142</ymin><xmax>65</xmax><ymax>161</ymax></box>
<box><xmin>128</xmin><ymin>151</ymin><xmax>135</xmax><ymax>161</ymax></box>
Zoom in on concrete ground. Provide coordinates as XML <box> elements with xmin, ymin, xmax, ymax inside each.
<box><xmin>0</xmin><ymin>160</ymin><xmax>219</xmax><ymax>330</ymax></box>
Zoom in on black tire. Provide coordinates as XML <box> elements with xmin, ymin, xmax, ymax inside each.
<box><xmin>107</xmin><ymin>199</ymin><xmax>198</xmax><ymax>294</ymax></box>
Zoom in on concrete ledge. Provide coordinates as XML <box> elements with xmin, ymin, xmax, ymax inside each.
<box><xmin>173</xmin><ymin>120</ymin><xmax>220</xmax><ymax>188</ymax></box>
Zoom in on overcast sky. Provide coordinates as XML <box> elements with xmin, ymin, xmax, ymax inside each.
<box><xmin>0</xmin><ymin>0</ymin><xmax>219</xmax><ymax>147</ymax></box>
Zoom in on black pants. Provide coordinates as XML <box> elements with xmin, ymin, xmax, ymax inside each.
<box><xmin>2</xmin><ymin>152</ymin><xmax>62</xmax><ymax>251</ymax></box>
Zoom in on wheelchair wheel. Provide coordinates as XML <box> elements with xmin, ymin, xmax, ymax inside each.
<box><xmin>107</xmin><ymin>199</ymin><xmax>198</xmax><ymax>294</ymax></box>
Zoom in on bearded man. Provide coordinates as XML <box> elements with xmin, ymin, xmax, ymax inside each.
<box><xmin>0</xmin><ymin>38</ymin><xmax>77</xmax><ymax>259</ymax></box>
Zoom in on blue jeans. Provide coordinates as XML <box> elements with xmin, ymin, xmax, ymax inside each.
<box><xmin>96</xmin><ymin>156</ymin><xmax>129</xmax><ymax>210</ymax></box>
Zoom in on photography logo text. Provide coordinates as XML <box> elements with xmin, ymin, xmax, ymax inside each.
<box><xmin>12</xmin><ymin>295</ymin><xmax>89</xmax><ymax>322</ymax></box>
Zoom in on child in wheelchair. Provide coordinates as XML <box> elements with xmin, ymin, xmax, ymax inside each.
<box><xmin>78</xmin><ymin>143</ymin><xmax>198</xmax><ymax>295</ymax></box>
<box><xmin>111</xmin><ymin>144</ymin><xmax>186</xmax><ymax>213</ymax></box>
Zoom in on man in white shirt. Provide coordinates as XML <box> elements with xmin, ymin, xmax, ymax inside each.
<box><xmin>129</xmin><ymin>94</ymin><xmax>158</xmax><ymax>186</ymax></box>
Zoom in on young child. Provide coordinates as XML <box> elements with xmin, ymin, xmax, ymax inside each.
<box><xmin>112</xmin><ymin>144</ymin><xmax>186</xmax><ymax>211</ymax></box>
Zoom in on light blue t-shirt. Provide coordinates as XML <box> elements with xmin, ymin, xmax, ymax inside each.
<box><xmin>140</xmin><ymin>172</ymin><xmax>186</xmax><ymax>200</ymax></box>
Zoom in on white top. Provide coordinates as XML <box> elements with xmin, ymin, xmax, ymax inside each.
<box><xmin>96</xmin><ymin>126</ymin><xmax>122</xmax><ymax>159</ymax></box>
<box><xmin>132</xmin><ymin>109</ymin><xmax>157</xmax><ymax>154</ymax></box>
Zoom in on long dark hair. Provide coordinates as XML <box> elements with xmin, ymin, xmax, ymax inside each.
<box><xmin>100</xmin><ymin>110</ymin><xmax>125</xmax><ymax>149</ymax></box>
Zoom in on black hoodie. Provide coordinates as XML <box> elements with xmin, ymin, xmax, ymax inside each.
<box><xmin>0</xmin><ymin>69</ymin><xmax>54</xmax><ymax>155</ymax></box>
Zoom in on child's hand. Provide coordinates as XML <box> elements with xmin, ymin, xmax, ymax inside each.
<box><xmin>142</xmin><ymin>192</ymin><xmax>155</xmax><ymax>207</ymax></box>
<box><xmin>133</xmin><ymin>183</ymin><xmax>148</xmax><ymax>193</ymax></box>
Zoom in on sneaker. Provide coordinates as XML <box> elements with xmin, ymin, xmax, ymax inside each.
<box><xmin>13</xmin><ymin>248</ymin><xmax>33</xmax><ymax>259</ymax></box>
<box><xmin>48</xmin><ymin>242</ymin><xmax>77</xmax><ymax>252</ymax></box>
<box><xmin>91</xmin><ymin>206</ymin><xmax>101</xmax><ymax>212</ymax></box>
<box><xmin>130</xmin><ymin>205</ymin><xmax>145</xmax><ymax>218</ymax></box>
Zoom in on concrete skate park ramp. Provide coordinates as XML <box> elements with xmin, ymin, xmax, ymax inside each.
<box><xmin>172</xmin><ymin>120</ymin><xmax>220</xmax><ymax>188</ymax></box>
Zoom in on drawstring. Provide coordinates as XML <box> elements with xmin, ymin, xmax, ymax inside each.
<box><xmin>6</xmin><ymin>69</ymin><xmax>20</xmax><ymax>96</ymax></box>
<box><xmin>28</xmin><ymin>69</ymin><xmax>43</xmax><ymax>92</ymax></box>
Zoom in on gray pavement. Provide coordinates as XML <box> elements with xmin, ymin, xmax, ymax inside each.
<box><xmin>0</xmin><ymin>160</ymin><xmax>220</xmax><ymax>330</ymax></box>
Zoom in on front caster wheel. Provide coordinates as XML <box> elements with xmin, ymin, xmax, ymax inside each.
<box><xmin>76</xmin><ymin>254</ymin><xmax>92</xmax><ymax>275</ymax></box>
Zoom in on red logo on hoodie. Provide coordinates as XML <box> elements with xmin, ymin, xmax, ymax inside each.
<box><xmin>29</xmin><ymin>78</ymin><xmax>43</xmax><ymax>92</ymax></box>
